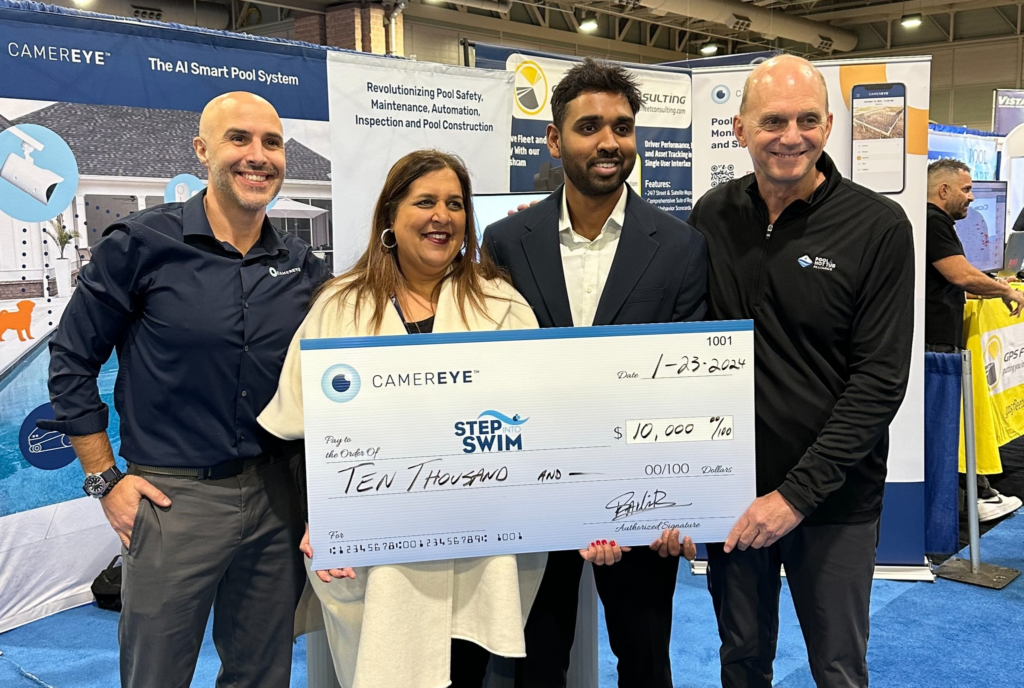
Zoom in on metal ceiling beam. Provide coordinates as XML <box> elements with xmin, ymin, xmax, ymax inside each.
<box><xmin>637</xmin><ymin>0</ymin><xmax>857</xmax><ymax>50</ymax></box>
<box><xmin>803</xmin><ymin>0</ymin><xmax>1021</xmax><ymax>24</ymax></box>
<box><xmin>402</xmin><ymin>0</ymin><xmax>702</xmax><ymax>60</ymax></box>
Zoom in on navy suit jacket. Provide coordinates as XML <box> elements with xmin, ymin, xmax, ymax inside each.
<box><xmin>482</xmin><ymin>186</ymin><xmax>708</xmax><ymax>328</ymax></box>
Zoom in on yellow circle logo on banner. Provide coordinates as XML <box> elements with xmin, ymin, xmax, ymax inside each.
<box><xmin>514</xmin><ymin>60</ymin><xmax>549</xmax><ymax>116</ymax></box>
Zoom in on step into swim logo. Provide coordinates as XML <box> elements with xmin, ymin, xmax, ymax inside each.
<box><xmin>322</xmin><ymin>364</ymin><xmax>361</xmax><ymax>403</ymax></box>
<box><xmin>454</xmin><ymin>410</ymin><xmax>529</xmax><ymax>453</ymax></box>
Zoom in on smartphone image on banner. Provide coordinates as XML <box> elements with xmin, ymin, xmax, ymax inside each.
<box><xmin>851</xmin><ymin>83</ymin><xmax>906</xmax><ymax>194</ymax></box>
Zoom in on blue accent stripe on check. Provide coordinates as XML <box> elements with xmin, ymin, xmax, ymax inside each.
<box><xmin>300</xmin><ymin>320</ymin><xmax>753</xmax><ymax>350</ymax></box>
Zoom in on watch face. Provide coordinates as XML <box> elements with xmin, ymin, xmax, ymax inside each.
<box><xmin>84</xmin><ymin>474</ymin><xmax>105</xmax><ymax>496</ymax></box>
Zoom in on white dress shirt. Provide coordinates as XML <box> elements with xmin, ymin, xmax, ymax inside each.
<box><xmin>559</xmin><ymin>186</ymin><xmax>628</xmax><ymax>327</ymax></box>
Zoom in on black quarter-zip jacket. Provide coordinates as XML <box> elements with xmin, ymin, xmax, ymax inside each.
<box><xmin>688</xmin><ymin>153</ymin><xmax>914</xmax><ymax>524</ymax></box>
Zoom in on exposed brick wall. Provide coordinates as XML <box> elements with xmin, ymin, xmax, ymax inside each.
<box><xmin>327</xmin><ymin>5</ymin><xmax>362</xmax><ymax>51</ymax></box>
<box><xmin>293</xmin><ymin>12</ymin><xmax>326</xmax><ymax>45</ymax></box>
<box><xmin>0</xmin><ymin>278</ymin><xmax>57</xmax><ymax>300</ymax></box>
<box><xmin>326</xmin><ymin>4</ymin><xmax>389</xmax><ymax>54</ymax></box>
<box><xmin>362</xmin><ymin>5</ymin><xmax>386</xmax><ymax>55</ymax></box>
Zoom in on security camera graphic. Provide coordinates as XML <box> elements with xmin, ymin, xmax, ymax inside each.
<box><xmin>1</xmin><ymin>127</ymin><xmax>64</xmax><ymax>205</ymax></box>
<box><xmin>0</xmin><ymin>123</ymin><xmax>79</xmax><ymax>223</ymax></box>
<box><xmin>164</xmin><ymin>173</ymin><xmax>206</xmax><ymax>203</ymax></box>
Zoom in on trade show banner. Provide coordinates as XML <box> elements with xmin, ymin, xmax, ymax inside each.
<box><xmin>474</xmin><ymin>44</ymin><xmax>694</xmax><ymax>218</ymax></box>
<box><xmin>0</xmin><ymin>2</ymin><xmax>336</xmax><ymax>632</ymax></box>
<box><xmin>929</xmin><ymin>127</ymin><xmax>999</xmax><ymax>181</ymax></box>
<box><xmin>326</xmin><ymin>52</ymin><xmax>513</xmax><ymax>270</ymax></box>
<box><xmin>691</xmin><ymin>57</ymin><xmax>931</xmax><ymax>569</ymax></box>
<box><xmin>993</xmin><ymin>88</ymin><xmax>1024</xmax><ymax>136</ymax></box>
<box><xmin>962</xmin><ymin>296</ymin><xmax>1024</xmax><ymax>473</ymax></box>
<box><xmin>658</xmin><ymin>49</ymin><xmax>782</xmax><ymax>70</ymax></box>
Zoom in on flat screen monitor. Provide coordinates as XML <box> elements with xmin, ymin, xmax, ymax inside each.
<box><xmin>1005</xmin><ymin>231</ymin><xmax>1024</xmax><ymax>273</ymax></box>
<box><xmin>473</xmin><ymin>192</ymin><xmax>551</xmax><ymax>236</ymax></box>
<box><xmin>955</xmin><ymin>180</ymin><xmax>1007</xmax><ymax>272</ymax></box>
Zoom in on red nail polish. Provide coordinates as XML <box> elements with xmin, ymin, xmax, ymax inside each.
<box><xmin>602</xmin><ymin>539</ymin><xmax>608</xmax><ymax>545</ymax></box>
<box><xmin>590</xmin><ymin>541</ymin><xmax>595</xmax><ymax>547</ymax></box>
<box><xmin>610</xmin><ymin>540</ymin><xmax>617</xmax><ymax>547</ymax></box>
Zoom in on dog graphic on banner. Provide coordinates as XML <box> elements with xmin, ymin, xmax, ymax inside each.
<box><xmin>0</xmin><ymin>300</ymin><xmax>35</xmax><ymax>341</ymax></box>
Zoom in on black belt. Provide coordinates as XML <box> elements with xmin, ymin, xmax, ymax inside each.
<box><xmin>128</xmin><ymin>455</ymin><xmax>277</xmax><ymax>480</ymax></box>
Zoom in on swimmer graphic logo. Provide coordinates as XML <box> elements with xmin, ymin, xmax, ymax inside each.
<box><xmin>322</xmin><ymin>364</ymin><xmax>361</xmax><ymax>403</ymax></box>
<box><xmin>453</xmin><ymin>410</ymin><xmax>528</xmax><ymax>453</ymax></box>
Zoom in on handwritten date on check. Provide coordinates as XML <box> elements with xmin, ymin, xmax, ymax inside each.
<box><xmin>300</xmin><ymin>322</ymin><xmax>756</xmax><ymax>570</ymax></box>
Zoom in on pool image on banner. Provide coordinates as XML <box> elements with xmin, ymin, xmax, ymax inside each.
<box><xmin>0</xmin><ymin>345</ymin><xmax>122</xmax><ymax>518</ymax></box>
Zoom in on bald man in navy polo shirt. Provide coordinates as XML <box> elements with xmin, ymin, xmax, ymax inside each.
<box><xmin>42</xmin><ymin>92</ymin><xmax>330</xmax><ymax>688</ymax></box>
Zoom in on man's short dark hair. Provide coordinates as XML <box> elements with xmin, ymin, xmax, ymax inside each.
<box><xmin>550</xmin><ymin>57</ymin><xmax>643</xmax><ymax>129</ymax></box>
<box><xmin>928</xmin><ymin>158</ymin><xmax>971</xmax><ymax>178</ymax></box>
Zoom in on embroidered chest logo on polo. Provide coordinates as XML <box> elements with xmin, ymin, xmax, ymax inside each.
<box><xmin>797</xmin><ymin>255</ymin><xmax>835</xmax><ymax>272</ymax></box>
<box><xmin>269</xmin><ymin>266</ymin><xmax>301</xmax><ymax>277</ymax></box>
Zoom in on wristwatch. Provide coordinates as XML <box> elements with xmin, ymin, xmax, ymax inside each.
<box><xmin>83</xmin><ymin>465</ymin><xmax>125</xmax><ymax>498</ymax></box>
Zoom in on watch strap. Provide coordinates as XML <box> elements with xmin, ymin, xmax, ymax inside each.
<box><xmin>83</xmin><ymin>465</ymin><xmax>125</xmax><ymax>498</ymax></box>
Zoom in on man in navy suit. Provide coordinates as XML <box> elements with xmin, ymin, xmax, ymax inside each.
<box><xmin>483</xmin><ymin>58</ymin><xmax>707</xmax><ymax>688</ymax></box>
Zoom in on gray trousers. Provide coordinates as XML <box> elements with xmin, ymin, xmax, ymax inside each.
<box><xmin>120</xmin><ymin>461</ymin><xmax>306</xmax><ymax>688</ymax></box>
<box><xmin>706</xmin><ymin>519</ymin><xmax>879</xmax><ymax>688</ymax></box>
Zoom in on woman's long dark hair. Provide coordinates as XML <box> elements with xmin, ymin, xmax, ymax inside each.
<box><xmin>318</xmin><ymin>149</ymin><xmax>507</xmax><ymax>333</ymax></box>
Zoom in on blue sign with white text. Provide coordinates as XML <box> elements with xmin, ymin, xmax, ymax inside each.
<box><xmin>0</xmin><ymin>7</ymin><xmax>329</xmax><ymax>120</ymax></box>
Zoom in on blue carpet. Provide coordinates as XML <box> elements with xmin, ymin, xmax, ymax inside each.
<box><xmin>598</xmin><ymin>513</ymin><xmax>1024</xmax><ymax>687</ymax></box>
<box><xmin>0</xmin><ymin>605</ymin><xmax>306</xmax><ymax>687</ymax></box>
<box><xmin>2</xmin><ymin>517</ymin><xmax>1022</xmax><ymax>686</ymax></box>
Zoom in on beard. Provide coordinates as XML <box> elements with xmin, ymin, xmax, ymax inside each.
<box><xmin>209</xmin><ymin>162</ymin><xmax>283</xmax><ymax>212</ymax></box>
<box><xmin>949</xmin><ymin>199</ymin><xmax>970</xmax><ymax>221</ymax></box>
<box><xmin>561</xmin><ymin>148</ymin><xmax>635</xmax><ymax>198</ymax></box>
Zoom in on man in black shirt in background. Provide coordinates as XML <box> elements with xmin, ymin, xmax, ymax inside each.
<box><xmin>926</xmin><ymin>158</ymin><xmax>1023</xmax><ymax>521</ymax></box>
<box><xmin>688</xmin><ymin>55</ymin><xmax>913</xmax><ymax>687</ymax></box>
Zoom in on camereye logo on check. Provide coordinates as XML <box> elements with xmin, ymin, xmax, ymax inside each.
<box><xmin>322</xmin><ymin>364</ymin><xmax>361</xmax><ymax>403</ymax></box>
<box><xmin>454</xmin><ymin>410</ymin><xmax>528</xmax><ymax>453</ymax></box>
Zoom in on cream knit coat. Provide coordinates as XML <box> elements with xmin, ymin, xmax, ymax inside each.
<box><xmin>258</xmin><ymin>276</ymin><xmax>547</xmax><ymax>688</ymax></box>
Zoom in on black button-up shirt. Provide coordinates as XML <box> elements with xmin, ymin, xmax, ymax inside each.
<box><xmin>41</xmin><ymin>191</ymin><xmax>331</xmax><ymax>468</ymax></box>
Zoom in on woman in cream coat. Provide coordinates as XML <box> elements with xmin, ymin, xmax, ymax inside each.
<box><xmin>258</xmin><ymin>150</ymin><xmax>546</xmax><ymax>688</ymax></box>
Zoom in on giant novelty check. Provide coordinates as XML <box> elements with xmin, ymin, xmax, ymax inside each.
<box><xmin>301</xmin><ymin>321</ymin><xmax>755</xmax><ymax>570</ymax></box>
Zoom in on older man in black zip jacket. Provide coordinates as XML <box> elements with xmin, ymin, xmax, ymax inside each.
<box><xmin>687</xmin><ymin>55</ymin><xmax>914</xmax><ymax>687</ymax></box>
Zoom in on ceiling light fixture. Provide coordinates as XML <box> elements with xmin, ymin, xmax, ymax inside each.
<box><xmin>901</xmin><ymin>13</ymin><xmax>923</xmax><ymax>28</ymax></box>
<box><xmin>700</xmin><ymin>41</ymin><xmax>720</xmax><ymax>56</ymax></box>
<box><xmin>579</xmin><ymin>11</ymin><xmax>599</xmax><ymax>32</ymax></box>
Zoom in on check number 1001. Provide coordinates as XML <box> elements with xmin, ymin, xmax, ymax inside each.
<box><xmin>626</xmin><ymin>416</ymin><xmax>733</xmax><ymax>444</ymax></box>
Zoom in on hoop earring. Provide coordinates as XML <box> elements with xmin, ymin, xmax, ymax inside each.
<box><xmin>380</xmin><ymin>228</ymin><xmax>397</xmax><ymax>250</ymax></box>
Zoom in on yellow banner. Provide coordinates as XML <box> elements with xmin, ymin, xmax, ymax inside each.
<box><xmin>960</xmin><ymin>293</ymin><xmax>1024</xmax><ymax>473</ymax></box>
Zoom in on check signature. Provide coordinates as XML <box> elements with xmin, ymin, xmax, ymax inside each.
<box><xmin>605</xmin><ymin>490</ymin><xmax>690</xmax><ymax>521</ymax></box>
